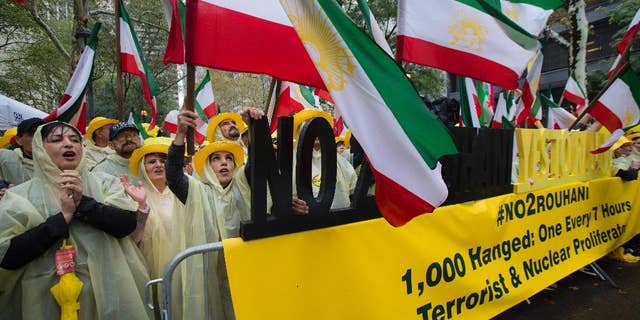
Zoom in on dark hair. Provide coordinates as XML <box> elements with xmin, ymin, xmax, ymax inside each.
<box><xmin>40</xmin><ymin>122</ymin><xmax>82</xmax><ymax>142</ymax></box>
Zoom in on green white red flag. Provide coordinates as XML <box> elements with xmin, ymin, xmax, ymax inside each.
<box><xmin>269</xmin><ymin>81</ymin><xmax>321</xmax><ymax>133</ymax></box>
<box><xmin>396</xmin><ymin>0</ymin><xmax>541</xmax><ymax>89</ymax></box>
<box><xmin>163</xmin><ymin>0</ymin><xmax>186</xmax><ymax>64</ymax></box>
<box><xmin>183</xmin><ymin>0</ymin><xmax>326</xmax><ymax>89</ymax></box>
<box><xmin>195</xmin><ymin>71</ymin><xmax>218</xmax><ymax>121</ymax></box>
<box><xmin>491</xmin><ymin>92</ymin><xmax>514</xmax><ymax>128</ymax></box>
<box><xmin>542</xmin><ymin>94</ymin><xmax>575</xmax><ymax>129</ymax></box>
<box><xmin>516</xmin><ymin>50</ymin><xmax>543</xmax><ymax>125</ymax></box>
<box><xmin>458</xmin><ymin>77</ymin><xmax>482</xmax><ymax>128</ymax></box>
<box><xmin>500</xmin><ymin>0</ymin><xmax>562</xmax><ymax>36</ymax></box>
<box><xmin>44</xmin><ymin>23</ymin><xmax>101</xmax><ymax>134</ymax></box>
<box><xmin>280</xmin><ymin>0</ymin><xmax>458</xmax><ymax>226</ymax></box>
<box><xmin>589</xmin><ymin>67</ymin><xmax>640</xmax><ymax>133</ymax></box>
<box><xmin>618</xmin><ymin>8</ymin><xmax>640</xmax><ymax>54</ymax></box>
<box><xmin>119</xmin><ymin>0</ymin><xmax>160</xmax><ymax>129</ymax></box>
<box><xmin>357</xmin><ymin>0</ymin><xmax>393</xmax><ymax>57</ymax></box>
<box><xmin>562</xmin><ymin>72</ymin><xmax>587</xmax><ymax>113</ymax></box>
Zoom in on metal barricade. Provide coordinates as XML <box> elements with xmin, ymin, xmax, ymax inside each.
<box><xmin>145</xmin><ymin>242</ymin><xmax>224</xmax><ymax>320</ymax></box>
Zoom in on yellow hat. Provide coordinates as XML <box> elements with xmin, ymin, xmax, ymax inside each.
<box><xmin>612</xmin><ymin>136</ymin><xmax>633</xmax><ymax>152</ymax></box>
<box><xmin>625</xmin><ymin>130</ymin><xmax>640</xmax><ymax>141</ymax></box>
<box><xmin>335</xmin><ymin>136</ymin><xmax>345</xmax><ymax>144</ymax></box>
<box><xmin>193</xmin><ymin>141</ymin><xmax>244</xmax><ymax>177</ymax></box>
<box><xmin>85</xmin><ymin>117</ymin><xmax>118</xmax><ymax>139</ymax></box>
<box><xmin>293</xmin><ymin>109</ymin><xmax>333</xmax><ymax>138</ymax></box>
<box><xmin>344</xmin><ymin>129</ymin><xmax>352</xmax><ymax>149</ymax></box>
<box><xmin>129</xmin><ymin>137</ymin><xmax>173</xmax><ymax>176</ymax></box>
<box><xmin>0</xmin><ymin>127</ymin><xmax>17</xmax><ymax>148</ymax></box>
<box><xmin>206</xmin><ymin>112</ymin><xmax>248</xmax><ymax>142</ymax></box>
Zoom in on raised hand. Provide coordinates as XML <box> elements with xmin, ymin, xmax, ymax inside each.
<box><xmin>120</xmin><ymin>174</ymin><xmax>147</xmax><ymax>206</ymax></box>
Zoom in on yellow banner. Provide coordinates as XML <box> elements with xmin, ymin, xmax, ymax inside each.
<box><xmin>224</xmin><ymin>177</ymin><xmax>640</xmax><ymax>320</ymax></box>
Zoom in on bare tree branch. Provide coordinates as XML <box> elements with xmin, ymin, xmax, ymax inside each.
<box><xmin>91</xmin><ymin>9</ymin><xmax>169</xmax><ymax>32</ymax></box>
<box><xmin>28</xmin><ymin>1</ymin><xmax>70</xmax><ymax>59</ymax></box>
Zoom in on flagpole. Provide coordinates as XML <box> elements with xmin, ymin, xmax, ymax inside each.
<box><xmin>115</xmin><ymin>0</ymin><xmax>124</xmax><ymax>120</ymax></box>
<box><xmin>568</xmin><ymin>60</ymin><xmax>630</xmax><ymax>130</ymax></box>
<box><xmin>264</xmin><ymin>78</ymin><xmax>279</xmax><ymax>124</ymax></box>
<box><xmin>185</xmin><ymin>63</ymin><xmax>196</xmax><ymax>156</ymax></box>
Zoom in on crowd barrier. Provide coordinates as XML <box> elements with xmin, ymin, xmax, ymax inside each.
<box><xmin>147</xmin><ymin>176</ymin><xmax>640</xmax><ymax>320</ymax></box>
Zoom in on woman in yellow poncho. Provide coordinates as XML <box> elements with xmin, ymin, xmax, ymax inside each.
<box><xmin>130</xmin><ymin>137</ymin><xmax>228</xmax><ymax>319</ymax></box>
<box><xmin>0</xmin><ymin>121</ymin><xmax>151</xmax><ymax>319</ymax></box>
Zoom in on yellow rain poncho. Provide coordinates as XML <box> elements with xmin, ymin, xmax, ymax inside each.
<box><xmin>91</xmin><ymin>153</ymin><xmax>142</xmax><ymax>185</ymax></box>
<box><xmin>82</xmin><ymin>138</ymin><xmax>115</xmax><ymax>169</ymax></box>
<box><xmin>0</xmin><ymin>123</ymin><xmax>150</xmax><ymax>319</ymax></box>
<box><xmin>193</xmin><ymin>142</ymin><xmax>251</xmax><ymax>240</ymax></box>
<box><xmin>0</xmin><ymin>148</ymin><xmax>33</xmax><ymax>184</ymax></box>
<box><xmin>132</xmin><ymin>138</ymin><xmax>229</xmax><ymax>320</ymax></box>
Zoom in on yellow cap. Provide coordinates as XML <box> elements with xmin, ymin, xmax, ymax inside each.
<box><xmin>293</xmin><ymin>109</ymin><xmax>333</xmax><ymax>138</ymax></box>
<box><xmin>129</xmin><ymin>137</ymin><xmax>172</xmax><ymax>176</ymax></box>
<box><xmin>344</xmin><ymin>129</ymin><xmax>352</xmax><ymax>149</ymax></box>
<box><xmin>612</xmin><ymin>136</ymin><xmax>633</xmax><ymax>152</ymax></box>
<box><xmin>193</xmin><ymin>141</ymin><xmax>244</xmax><ymax>177</ymax></box>
<box><xmin>85</xmin><ymin>117</ymin><xmax>118</xmax><ymax>139</ymax></box>
<box><xmin>625</xmin><ymin>130</ymin><xmax>640</xmax><ymax>141</ymax></box>
<box><xmin>206</xmin><ymin>112</ymin><xmax>248</xmax><ymax>142</ymax></box>
<box><xmin>0</xmin><ymin>127</ymin><xmax>17</xmax><ymax>148</ymax></box>
<box><xmin>335</xmin><ymin>136</ymin><xmax>345</xmax><ymax>144</ymax></box>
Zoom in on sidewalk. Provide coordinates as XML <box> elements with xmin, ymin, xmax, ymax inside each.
<box><xmin>493</xmin><ymin>258</ymin><xmax>640</xmax><ymax>319</ymax></box>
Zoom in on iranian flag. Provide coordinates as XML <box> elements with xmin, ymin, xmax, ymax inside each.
<box><xmin>333</xmin><ymin>105</ymin><xmax>347</xmax><ymax>137</ymax></box>
<box><xmin>195</xmin><ymin>71</ymin><xmax>218</xmax><ymax>121</ymax></box>
<box><xmin>516</xmin><ymin>51</ymin><xmax>543</xmax><ymax>125</ymax></box>
<box><xmin>542</xmin><ymin>94</ymin><xmax>575</xmax><ymax>129</ymax></box>
<box><xmin>500</xmin><ymin>0</ymin><xmax>563</xmax><ymax>36</ymax></box>
<box><xmin>119</xmin><ymin>0</ymin><xmax>160</xmax><ymax>129</ymax></box>
<box><xmin>491</xmin><ymin>92</ymin><xmax>513</xmax><ymax>128</ymax></box>
<box><xmin>609</xmin><ymin>54</ymin><xmax>624</xmax><ymax>79</ymax></box>
<box><xmin>591</xmin><ymin>129</ymin><xmax>626</xmax><ymax>154</ymax></box>
<box><xmin>163</xmin><ymin>0</ymin><xmax>185</xmax><ymax>64</ymax></box>
<box><xmin>163</xmin><ymin>109</ymin><xmax>208</xmax><ymax>144</ymax></box>
<box><xmin>269</xmin><ymin>81</ymin><xmax>320</xmax><ymax>133</ymax></box>
<box><xmin>357</xmin><ymin>0</ymin><xmax>393</xmax><ymax>57</ymax></box>
<box><xmin>280</xmin><ymin>0</ymin><xmax>458</xmax><ymax>226</ymax></box>
<box><xmin>396</xmin><ymin>0</ymin><xmax>540</xmax><ymax>89</ymax></box>
<box><xmin>458</xmin><ymin>77</ymin><xmax>482</xmax><ymax>128</ymax></box>
<box><xmin>618</xmin><ymin>8</ymin><xmax>640</xmax><ymax>54</ymax></box>
<box><xmin>562</xmin><ymin>72</ymin><xmax>587</xmax><ymax>113</ymax></box>
<box><xmin>44</xmin><ymin>23</ymin><xmax>100</xmax><ymax>134</ymax></box>
<box><xmin>589</xmin><ymin>67</ymin><xmax>640</xmax><ymax>133</ymax></box>
<box><xmin>477</xmin><ymin>81</ymin><xmax>494</xmax><ymax>125</ymax></box>
<box><xmin>184</xmin><ymin>0</ymin><xmax>325</xmax><ymax>89</ymax></box>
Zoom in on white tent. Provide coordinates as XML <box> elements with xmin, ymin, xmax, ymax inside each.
<box><xmin>0</xmin><ymin>94</ymin><xmax>48</xmax><ymax>131</ymax></box>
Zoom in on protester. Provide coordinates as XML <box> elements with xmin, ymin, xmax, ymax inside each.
<box><xmin>91</xmin><ymin>121</ymin><xmax>142</xmax><ymax>184</ymax></box>
<box><xmin>0</xmin><ymin>117</ymin><xmax>46</xmax><ymax>186</ymax></box>
<box><xmin>292</xmin><ymin>109</ymin><xmax>357</xmax><ymax>209</ymax></box>
<box><xmin>171</xmin><ymin>108</ymin><xmax>308</xmax><ymax>238</ymax></box>
<box><xmin>0</xmin><ymin>121</ymin><xmax>151</xmax><ymax>319</ymax></box>
<box><xmin>83</xmin><ymin>117</ymin><xmax>118</xmax><ymax>168</ymax></box>
<box><xmin>206</xmin><ymin>112</ymin><xmax>249</xmax><ymax>162</ymax></box>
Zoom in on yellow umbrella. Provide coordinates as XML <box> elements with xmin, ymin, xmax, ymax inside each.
<box><xmin>50</xmin><ymin>242</ymin><xmax>83</xmax><ymax>320</ymax></box>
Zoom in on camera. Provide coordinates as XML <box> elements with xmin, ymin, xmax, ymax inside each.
<box><xmin>0</xmin><ymin>180</ymin><xmax>10</xmax><ymax>189</ymax></box>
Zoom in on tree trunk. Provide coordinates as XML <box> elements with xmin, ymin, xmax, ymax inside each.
<box><xmin>568</xmin><ymin>0</ymin><xmax>588</xmax><ymax>93</ymax></box>
<box><xmin>70</xmin><ymin>0</ymin><xmax>89</xmax><ymax>70</ymax></box>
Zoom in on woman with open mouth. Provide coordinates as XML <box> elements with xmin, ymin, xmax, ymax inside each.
<box><xmin>0</xmin><ymin>121</ymin><xmax>151</xmax><ymax>319</ymax></box>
